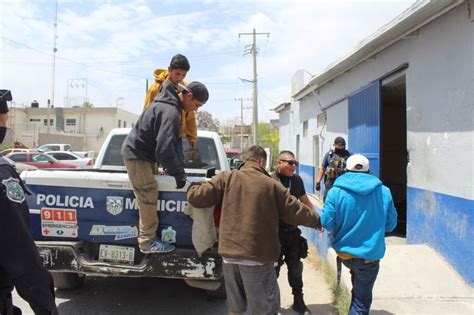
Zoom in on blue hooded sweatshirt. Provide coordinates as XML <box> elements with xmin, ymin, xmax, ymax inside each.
<box><xmin>321</xmin><ymin>172</ymin><xmax>398</xmax><ymax>260</ymax></box>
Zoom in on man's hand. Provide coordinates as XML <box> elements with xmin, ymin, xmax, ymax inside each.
<box><xmin>315</xmin><ymin>182</ymin><xmax>321</xmax><ymax>191</ymax></box>
<box><xmin>174</xmin><ymin>171</ymin><xmax>187</xmax><ymax>189</ymax></box>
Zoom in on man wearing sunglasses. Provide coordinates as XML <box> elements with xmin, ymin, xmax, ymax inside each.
<box><xmin>187</xmin><ymin>146</ymin><xmax>322</xmax><ymax>315</ymax></box>
<box><xmin>122</xmin><ymin>80</ymin><xmax>208</xmax><ymax>254</ymax></box>
<box><xmin>271</xmin><ymin>151</ymin><xmax>314</xmax><ymax>315</ymax></box>
<box><xmin>316</xmin><ymin>137</ymin><xmax>351</xmax><ymax>201</ymax></box>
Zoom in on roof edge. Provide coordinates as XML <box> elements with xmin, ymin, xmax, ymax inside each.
<box><xmin>293</xmin><ymin>0</ymin><xmax>464</xmax><ymax>101</ymax></box>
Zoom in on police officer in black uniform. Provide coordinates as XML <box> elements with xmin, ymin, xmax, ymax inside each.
<box><xmin>272</xmin><ymin>150</ymin><xmax>316</xmax><ymax>315</ymax></box>
<box><xmin>315</xmin><ymin>137</ymin><xmax>351</xmax><ymax>201</ymax></box>
<box><xmin>0</xmin><ymin>90</ymin><xmax>58</xmax><ymax>315</ymax></box>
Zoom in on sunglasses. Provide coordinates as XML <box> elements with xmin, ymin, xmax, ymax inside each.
<box><xmin>280</xmin><ymin>159</ymin><xmax>299</xmax><ymax>166</ymax></box>
<box><xmin>178</xmin><ymin>83</ymin><xmax>191</xmax><ymax>95</ymax></box>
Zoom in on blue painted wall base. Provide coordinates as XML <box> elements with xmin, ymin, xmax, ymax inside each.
<box><xmin>407</xmin><ymin>187</ymin><xmax>474</xmax><ymax>286</ymax></box>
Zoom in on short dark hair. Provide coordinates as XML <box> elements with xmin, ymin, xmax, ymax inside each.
<box><xmin>169</xmin><ymin>54</ymin><xmax>190</xmax><ymax>71</ymax></box>
<box><xmin>244</xmin><ymin>145</ymin><xmax>267</xmax><ymax>163</ymax></box>
<box><xmin>278</xmin><ymin>150</ymin><xmax>295</xmax><ymax>160</ymax></box>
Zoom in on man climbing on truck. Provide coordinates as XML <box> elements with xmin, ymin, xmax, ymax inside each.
<box><xmin>122</xmin><ymin>80</ymin><xmax>209</xmax><ymax>254</ymax></box>
<box><xmin>143</xmin><ymin>54</ymin><xmax>198</xmax><ymax>150</ymax></box>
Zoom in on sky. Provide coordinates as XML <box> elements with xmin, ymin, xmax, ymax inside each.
<box><xmin>0</xmin><ymin>0</ymin><xmax>417</xmax><ymax>125</ymax></box>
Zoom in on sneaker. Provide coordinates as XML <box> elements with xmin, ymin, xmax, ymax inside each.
<box><xmin>140</xmin><ymin>240</ymin><xmax>175</xmax><ymax>254</ymax></box>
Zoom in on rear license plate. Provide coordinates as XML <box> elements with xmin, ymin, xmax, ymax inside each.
<box><xmin>98</xmin><ymin>244</ymin><xmax>135</xmax><ymax>265</ymax></box>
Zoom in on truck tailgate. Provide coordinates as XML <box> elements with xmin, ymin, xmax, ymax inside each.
<box><xmin>22</xmin><ymin>170</ymin><xmax>197</xmax><ymax>248</ymax></box>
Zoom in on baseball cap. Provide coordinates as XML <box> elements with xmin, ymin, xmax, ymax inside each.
<box><xmin>334</xmin><ymin>136</ymin><xmax>346</xmax><ymax>146</ymax></box>
<box><xmin>346</xmin><ymin>154</ymin><xmax>370</xmax><ymax>172</ymax></box>
<box><xmin>187</xmin><ymin>81</ymin><xmax>209</xmax><ymax>104</ymax></box>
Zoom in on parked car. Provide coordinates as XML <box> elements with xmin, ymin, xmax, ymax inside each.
<box><xmin>225</xmin><ymin>150</ymin><xmax>243</xmax><ymax>170</ymax></box>
<box><xmin>6</xmin><ymin>152</ymin><xmax>78</xmax><ymax>169</ymax></box>
<box><xmin>45</xmin><ymin>151</ymin><xmax>94</xmax><ymax>168</ymax></box>
<box><xmin>0</xmin><ymin>148</ymin><xmax>30</xmax><ymax>156</ymax></box>
<box><xmin>38</xmin><ymin>143</ymin><xmax>94</xmax><ymax>158</ymax></box>
<box><xmin>1</xmin><ymin>155</ymin><xmax>38</xmax><ymax>174</ymax></box>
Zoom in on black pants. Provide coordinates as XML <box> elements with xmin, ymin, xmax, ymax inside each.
<box><xmin>275</xmin><ymin>228</ymin><xmax>306</xmax><ymax>296</ymax></box>
<box><xmin>0</xmin><ymin>195</ymin><xmax>57</xmax><ymax>315</ymax></box>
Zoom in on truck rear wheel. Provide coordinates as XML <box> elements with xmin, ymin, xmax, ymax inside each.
<box><xmin>52</xmin><ymin>272</ymin><xmax>85</xmax><ymax>289</ymax></box>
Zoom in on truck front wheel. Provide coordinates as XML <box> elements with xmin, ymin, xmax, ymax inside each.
<box><xmin>52</xmin><ymin>272</ymin><xmax>85</xmax><ymax>289</ymax></box>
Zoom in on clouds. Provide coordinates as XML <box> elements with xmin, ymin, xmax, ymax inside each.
<box><xmin>1</xmin><ymin>0</ymin><xmax>416</xmax><ymax>123</ymax></box>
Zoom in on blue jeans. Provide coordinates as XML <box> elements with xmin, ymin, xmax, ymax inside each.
<box><xmin>341</xmin><ymin>258</ymin><xmax>380</xmax><ymax>315</ymax></box>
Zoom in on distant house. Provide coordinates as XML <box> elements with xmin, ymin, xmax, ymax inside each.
<box><xmin>275</xmin><ymin>0</ymin><xmax>473</xmax><ymax>285</ymax></box>
<box><xmin>7</xmin><ymin>106</ymin><xmax>139</xmax><ymax>153</ymax></box>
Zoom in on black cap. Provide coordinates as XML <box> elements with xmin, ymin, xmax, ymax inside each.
<box><xmin>0</xmin><ymin>90</ymin><xmax>12</xmax><ymax>114</ymax></box>
<box><xmin>334</xmin><ymin>136</ymin><xmax>346</xmax><ymax>145</ymax></box>
<box><xmin>187</xmin><ymin>81</ymin><xmax>209</xmax><ymax>104</ymax></box>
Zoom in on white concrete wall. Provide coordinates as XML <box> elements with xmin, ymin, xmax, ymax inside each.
<box><xmin>8</xmin><ymin>107</ymin><xmax>139</xmax><ymax>154</ymax></box>
<box><xmin>293</xmin><ymin>4</ymin><xmax>473</xmax><ymax>199</ymax></box>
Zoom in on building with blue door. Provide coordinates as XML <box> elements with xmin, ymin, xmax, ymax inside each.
<box><xmin>274</xmin><ymin>0</ymin><xmax>473</xmax><ymax>285</ymax></box>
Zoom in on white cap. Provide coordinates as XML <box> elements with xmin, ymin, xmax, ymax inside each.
<box><xmin>346</xmin><ymin>154</ymin><xmax>370</xmax><ymax>172</ymax></box>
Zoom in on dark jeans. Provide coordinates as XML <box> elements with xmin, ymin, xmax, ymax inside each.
<box><xmin>341</xmin><ymin>258</ymin><xmax>380</xmax><ymax>315</ymax></box>
<box><xmin>275</xmin><ymin>228</ymin><xmax>306</xmax><ymax>296</ymax></box>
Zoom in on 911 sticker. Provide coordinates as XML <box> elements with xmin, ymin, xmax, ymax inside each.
<box><xmin>41</xmin><ymin>208</ymin><xmax>78</xmax><ymax>238</ymax></box>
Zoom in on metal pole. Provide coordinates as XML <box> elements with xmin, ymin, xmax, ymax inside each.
<box><xmin>48</xmin><ymin>0</ymin><xmax>58</xmax><ymax>134</ymax></box>
<box><xmin>238</xmin><ymin>29</ymin><xmax>269</xmax><ymax>146</ymax></box>
<box><xmin>240</xmin><ymin>98</ymin><xmax>244</xmax><ymax>152</ymax></box>
<box><xmin>252</xmin><ymin>29</ymin><xmax>258</xmax><ymax>145</ymax></box>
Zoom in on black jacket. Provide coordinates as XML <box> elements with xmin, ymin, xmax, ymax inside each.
<box><xmin>121</xmin><ymin>80</ymin><xmax>184</xmax><ymax>176</ymax></box>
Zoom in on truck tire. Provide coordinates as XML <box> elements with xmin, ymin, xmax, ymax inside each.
<box><xmin>52</xmin><ymin>272</ymin><xmax>85</xmax><ymax>289</ymax></box>
<box><xmin>206</xmin><ymin>279</ymin><xmax>226</xmax><ymax>299</ymax></box>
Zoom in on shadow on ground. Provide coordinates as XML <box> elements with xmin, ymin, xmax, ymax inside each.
<box><xmin>56</xmin><ymin>276</ymin><xmax>227</xmax><ymax>315</ymax></box>
<box><xmin>280</xmin><ymin>303</ymin><xmax>339</xmax><ymax>314</ymax></box>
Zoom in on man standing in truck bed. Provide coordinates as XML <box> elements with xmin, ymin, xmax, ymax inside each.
<box><xmin>122</xmin><ymin>80</ymin><xmax>209</xmax><ymax>254</ymax></box>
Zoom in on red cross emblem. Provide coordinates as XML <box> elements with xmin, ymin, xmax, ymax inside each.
<box><xmin>43</xmin><ymin>228</ymin><xmax>50</xmax><ymax>235</ymax></box>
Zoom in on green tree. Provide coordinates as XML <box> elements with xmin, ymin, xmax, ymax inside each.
<box><xmin>81</xmin><ymin>101</ymin><xmax>94</xmax><ymax>108</ymax></box>
<box><xmin>196</xmin><ymin>111</ymin><xmax>219</xmax><ymax>132</ymax></box>
<box><xmin>258</xmin><ymin>122</ymin><xmax>279</xmax><ymax>170</ymax></box>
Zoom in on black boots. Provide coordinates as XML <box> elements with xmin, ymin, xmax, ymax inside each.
<box><xmin>292</xmin><ymin>293</ymin><xmax>311</xmax><ymax>315</ymax></box>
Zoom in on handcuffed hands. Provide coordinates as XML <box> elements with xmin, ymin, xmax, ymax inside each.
<box><xmin>315</xmin><ymin>182</ymin><xmax>321</xmax><ymax>191</ymax></box>
<box><xmin>174</xmin><ymin>171</ymin><xmax>187</xmax><ymax>189</ymax></box>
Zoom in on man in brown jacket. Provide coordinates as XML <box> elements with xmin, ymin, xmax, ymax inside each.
<box><xmin>187</xmin><ymin>146</ymin><xmax>321</xmax><ymax>315</ymax></box>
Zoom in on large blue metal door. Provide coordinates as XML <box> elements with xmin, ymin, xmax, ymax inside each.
<box><xmin>348</xmin><ymin>82</ymin><xmax>381</xmax><ymax>178</ymax></box>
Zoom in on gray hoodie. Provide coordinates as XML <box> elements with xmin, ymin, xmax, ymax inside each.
<box><xmin>121</xmin><ymin>80</ymin><xmax>184</xmax><ymax>176</ymax></box>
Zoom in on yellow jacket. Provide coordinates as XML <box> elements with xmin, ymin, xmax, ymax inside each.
<box><xmin>143</xmin><ymin>69</ymin><xmax>197</xmax><ymax>145</ymax></box>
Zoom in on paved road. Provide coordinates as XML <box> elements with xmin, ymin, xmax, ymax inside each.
<box><xmin>13</xmin><ymin>252</ymin><xmax>336</xmax><ymax>314</ymax></box>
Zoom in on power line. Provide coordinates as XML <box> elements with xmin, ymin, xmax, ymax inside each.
<box><xmin>1</xmin><ymin>36</ymin><xmax>146</xmax><ymax>79</ymax></box>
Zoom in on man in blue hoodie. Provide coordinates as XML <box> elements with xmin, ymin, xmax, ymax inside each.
<box><xmin>321</xmin><ymin>154</ymin><xmax>397</xmax><ymax>315</ymax></box>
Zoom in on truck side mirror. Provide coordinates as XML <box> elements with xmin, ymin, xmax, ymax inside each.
<box><xmin>206</xmin><ymin>167</ymin><xmax>216</xmax><ymax>178</ymax></box>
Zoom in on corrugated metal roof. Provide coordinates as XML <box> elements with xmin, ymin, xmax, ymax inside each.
<box><xmin>293</xmin><ymin>0</ymin><xmax>464</xmax><ymax>101</ymax></box>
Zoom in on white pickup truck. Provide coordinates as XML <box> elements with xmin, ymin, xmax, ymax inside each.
<box><xmin>21</xmin><ymin>128</ymin><xmax>229</xmax><ymax>296</ymax></box>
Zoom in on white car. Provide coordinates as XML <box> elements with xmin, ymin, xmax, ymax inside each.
<box><xmin>45</xmin><ymin>151</ymin><xmax>94</xmax><ymax>168</ymax></box>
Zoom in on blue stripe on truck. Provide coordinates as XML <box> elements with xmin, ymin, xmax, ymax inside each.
<box><xmin>27</xmin><ymin>185</ymin><xmax>194</xmax><ymax>247</ymax></box>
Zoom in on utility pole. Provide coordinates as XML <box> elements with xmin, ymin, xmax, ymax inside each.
<box><xmin>239</xmin><ymin>29</ymin><xmax>269</xmax><ymax>145</ymax></box>
<box><xmin>48</xmin><ymin>0</ymin><xmax>58</xmax><ymax>134</ymax></box>
<box><xmin>235</xmin><ymin>98</ymin><xmax>250</xmax><ymax>152</ymax></box>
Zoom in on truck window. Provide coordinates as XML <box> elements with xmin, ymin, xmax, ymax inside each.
<box><xmin>64</xmin><ymin>145</ymin><xmax>72</xmax><ymax>151</ymax></box>
<box><xmin>102</xmin><ymin>135</ymin><xmax>221</xmax><ymax>170</ymax></box>
<box><xmin>183</xmin><ymin>138</ymin><xmax>221</xmax><ymax>170</ymax></box>
<box><xmin>102</xmin><ymin>135</ymin><xmax>127</xmax><ymax>167</ymax></box>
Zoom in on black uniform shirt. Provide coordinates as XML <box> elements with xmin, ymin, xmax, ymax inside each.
<box><xmin>272</xmin><ymin>171</ymin><xmax>306</xmax><ymax>229</ymax></box>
